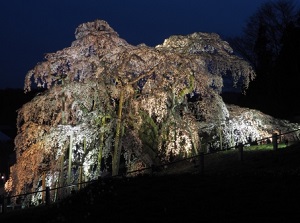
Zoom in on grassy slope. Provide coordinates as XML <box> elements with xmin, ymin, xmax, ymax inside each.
<box><xmin>1</xmin><ymin>143</ymin><xmax>300</xmax><ymax>222</ymax></box>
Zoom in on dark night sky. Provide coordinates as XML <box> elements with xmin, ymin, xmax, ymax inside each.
<box><xmin>1</xmin><ymin>0</ymin><xmax>270</xmax><ymax>90</ymax></box>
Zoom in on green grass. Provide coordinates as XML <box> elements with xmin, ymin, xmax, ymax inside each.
<box><xmin>157</xmin><ymin>141</ymin><xmax>300</xmax><ymax>177</ymax></box>
<box><xmin>199</xmin><ymin>141</ymin><xmax>300</xmax><ymax>176</ymax></box>
<box><xmin>246</xmin><ymin>142</ymin><xmax>288</xmax><ymax>150</ymax></box>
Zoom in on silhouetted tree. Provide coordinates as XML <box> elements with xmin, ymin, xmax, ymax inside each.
<box><xmin>229</xmin><ymin>0</ymin><xmax>300</xmax><ymax>118</ymax></box>
<box><xmin>271</xmin><ymin>13</ymin><xmax>300</xmax><ymax>117</ymax></box>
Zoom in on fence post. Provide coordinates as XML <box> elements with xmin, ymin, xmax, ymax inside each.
<box><xmin>45</xmin><ymin>187</ymin><xmax>50</xmax><ymax>205</ymax></box>
<box><xmin>199</xmin><ymin>152</ymin><xmax>204</xmax><ymax>175</ymax></box>
<box><xmin>238</xmin><ymin>143</ymin><xmax>243</xmax><ymax>162</ymax></box>
<box><xmin>272</xmin><ymin>133</ymin><xmax>278</xmax><ymax>150</ymax></box>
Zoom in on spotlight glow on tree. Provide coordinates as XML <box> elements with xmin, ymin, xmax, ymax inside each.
<box><xmin>6</xmin><ymin>20</ymin><xmax>299</xmax><ymax>201</ymax></box>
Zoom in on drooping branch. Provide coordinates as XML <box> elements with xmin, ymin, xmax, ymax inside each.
<box><xmin>9</xmin><ymin>20</ymin><xmax>269</xmax><ymax>200</ymax></box>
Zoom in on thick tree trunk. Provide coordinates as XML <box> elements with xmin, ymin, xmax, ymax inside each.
<box><xmin>112</xmin><ymin>90</ymin><xmax>124</xmax><ymax>176</ymax></box>
<box><xmin>79</xmin><ymin>137</ymin><xmax>86</xmax><ymax>189</ymax></box>
<box><xmin>67</xmin><ymin>133</ymin><xmax>73</xmax><ymax>185</ymax></box>
<box><xmin>98</xmin><ymin>116</ymin><xmax>109</xmax><ymax>174</ymax></box>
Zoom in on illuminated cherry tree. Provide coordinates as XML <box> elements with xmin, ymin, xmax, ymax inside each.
<box><xmin>7</xmin><ymin>19</ymin><xmax>297</xmax><ymax>200</ymax></box>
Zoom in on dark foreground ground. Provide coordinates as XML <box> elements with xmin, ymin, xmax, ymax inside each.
<box><xmin>1</xmin><ymin>144</ymin><xmax>300</xmax><ymax>222</ymax></box>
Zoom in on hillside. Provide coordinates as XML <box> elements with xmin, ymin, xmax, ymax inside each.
<box><xmin>1</xmin><ymin>143</ymin><xmax>300</xmax><ymax>222</ymax></box>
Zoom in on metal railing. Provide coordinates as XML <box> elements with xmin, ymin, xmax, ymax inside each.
<box><xmin>0</xmin><ymin>179</ymin><xmax>96</xmax><ymax>213</ymax></box>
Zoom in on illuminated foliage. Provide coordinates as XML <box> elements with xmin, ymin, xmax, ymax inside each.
<box><xmin>7</xmin><ymin>20</ymin><xmax>298</xmax><ymax>199</ymax></box>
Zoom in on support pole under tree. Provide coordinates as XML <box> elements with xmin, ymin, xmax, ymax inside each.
<box><xmin>219</xmin><ymin>124</ymin><xmax>223</xmax><ymax>151</ymax></box>
<box><xmin>45</xmin><ymin>187</ymin><xmax>50</xmax><ymax>205</ymax></box>
<box><xmin>78</xmin><ymin>164</ymin><xmax>83</xmax><ymax>190</ymax></box>
<box><xmin>98</xmin><ymin>116</ymin><xmax>108</xmax><ymax>175</ymax></box>
<box><xmin>79</xmin><ymin>137</ymin><xmax>87</xmax><ymax>190</ymax></box>
<box><xmin>42</xmin><ymin>170</ymin><xmax>46</xmax><ymax>203</ymax></box>
<box><xmin>279</xmin><ymin>130</ymin><xmax>282</xmax><ymax>143</ymax></box>
<box><xmin>68</xmin><ymin>133</ymin><xmax>73</xmax><ymax>186</ymax></box>
<box><xmin>272</xmin><ymin>133</ymin><xmax>278</xmax><ymax>150</ymax></box>
<box><xmin>59</xmin><ymin>153</ymin><xmax>65</xmax><ymax>199</ymax></box>
<box><xmin>238</xmin><ymin>143</ymin><xmax>243</xmax><ymax>162</ymax></box>
<box><xmin>199</xmin><ymin>152</ymin><xmax>204</xmax><ymax>175</ymax></box>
